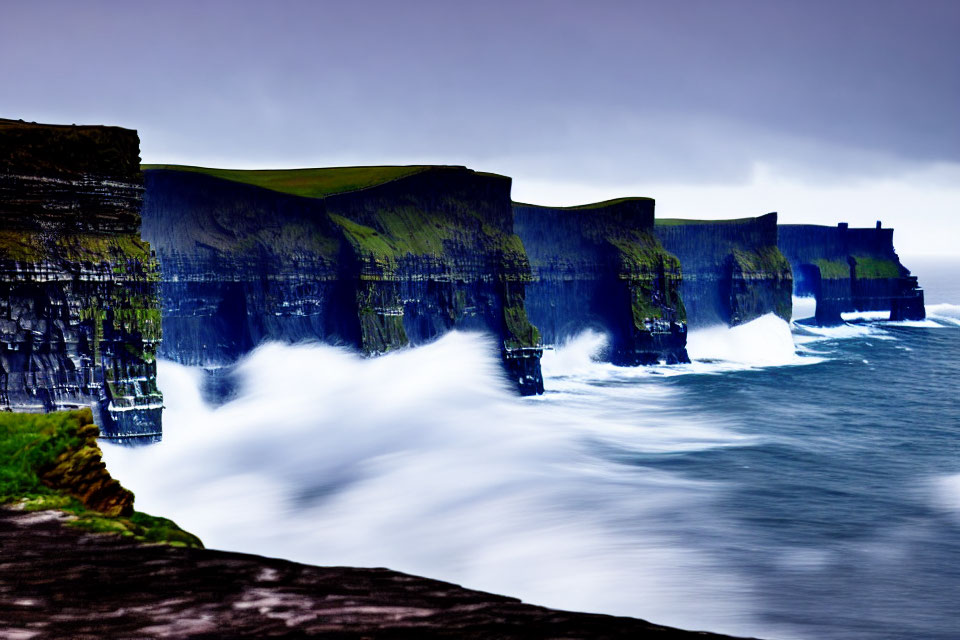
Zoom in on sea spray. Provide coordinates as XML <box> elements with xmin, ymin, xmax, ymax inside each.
<box><xmin>103</xmin><ymin>331</ymin><xmax>764</xmax><ymax>637</ymax></box>
<box><xmin>927</xmin><ymin>303</ymin><xmax>960</xmax><ymax>326</ymax></box>
<box><xmin>686</xmin><ymin>314</ymin><xmax>804</xmax><ymax>366</ymax></box>
<box><xmin>792</xmin><ymin>295</ymin><xmax>817</xmax><ymax>321</ymax></box>
<box><xmin>100</xmin><ymin>308</ymin><xmax>960</xmax><ymax>640</ymax></box>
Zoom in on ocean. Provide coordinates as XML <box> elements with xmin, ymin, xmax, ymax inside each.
<box><xmin>103</xmin><ymin>257</ymin><xmax>960</xmax><ymax>640</ymax></box>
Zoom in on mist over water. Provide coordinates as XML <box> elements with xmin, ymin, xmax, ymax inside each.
<box><xmin>104</xmin><ymin>262</ymin><xmax>960</xmax><ymax>640</ymax></box>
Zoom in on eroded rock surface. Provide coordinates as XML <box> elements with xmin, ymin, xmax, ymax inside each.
<box><xmin>514</xmin><ymin>198</ymin><xmax>689</xmax><ymax>365</ymax></box>
<box><xmin>0</xmin><ymin>119</ymin><xmax>162</xmax><ymax>441</ymax></box>
<box><xmin>0</xmin><ymin>507</ymin><xmax>752</xmax><ymax>639</ymax></box>
<box><xmin>36</xmin><ymin>409</ymin><xmax>134</xmax><ymax>516</ymax></box>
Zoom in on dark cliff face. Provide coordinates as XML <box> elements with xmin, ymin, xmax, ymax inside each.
<box><xmin>142</xmin><ymin>166</ymin><xmax>544</xmax><ymax>395</ymax></box>
<box><xmin>0</xmin><ymin>119</ymin><xmax>162</xmax><ymax>442</ymax></box>
<box><xmin>514</xmin><ymin>199</ymin><xmax>688</xmax><ymax>365</ymax></box>
<box><xmin>778</xmin><ymin>223</ymin><xmax>924</xmax><ymax>325</ymax></box>
<box><xmin>654</xmin><ymin>213</ymin><xmax>793</xmax><ymax>328</ymax></box>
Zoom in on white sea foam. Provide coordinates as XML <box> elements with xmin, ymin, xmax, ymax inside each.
<box><xmin>687</xmin><ymin>314</ymin><xmax>813</xmax><ymax>367</ymax></box>
<box><xmin>841</xmin><ymin>310</ymin><xmax>891</xmax><ymax>322</ymax></box>
<box><xmin>539</xmin><ymin>329</ymin><xmax>610</xmax><ymax>379</ymax></box>
<box><xmin>539</xmin><ymin>315</ymin><xmax>820</xmax><ymax>387</ymax></box>
<box><xmin>103</xmin><ymin>332</ymin><xmax>764</xmax><ymax>637</ymax></box>
<box><xmin>791</xmin><ymin>296</ymin><xmax>817</xmax><ymax>322</ymax></box>
<box><xmin>924</xmin><ymin>303</ymin><xmax>960</xmax><ymax>327</ymax></box>
<box><xmin>884</xmin><ymin>318</ymin><xmax>947</xmax><ymax>328</ymax></box>
<box><xmin>827</xmin><ymin>303</ymin><xmax>960</xmax><ymax>330</ymax></box>
<box><xmin>792</xmin><ymin>321</ymin><xmax>893</xmax><ymax>344</ymax></box>
<box><xmin>931</xmin><ymin>474</ymin><xmax>960</xmax><ymax>523</ymax></box>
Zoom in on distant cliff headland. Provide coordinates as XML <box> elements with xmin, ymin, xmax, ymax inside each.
<box><xmin>779</xmin><ymin>222</ymin><xmax>925</xmax><ymax>325</ymax></box>
<box><xmin>0</xmin><ymin>117</ymin><xmax>925</xmax><ymax>443</ymax></box>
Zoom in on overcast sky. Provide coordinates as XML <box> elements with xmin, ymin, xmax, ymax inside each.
<box><xmin>2</xmin><ymin>0</ymin><xmax>957</xmax><ymax>255</ymax></box>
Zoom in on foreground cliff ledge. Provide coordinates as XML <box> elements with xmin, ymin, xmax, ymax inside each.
<box><xmin>0</xmin><ymin>408</ymin><xmax>200</xmax><ymax>545</ymax></box>
<box><xmin>0</xmin><ymin>508</ymin><xmax>755</xmax><ymax>640</ymax></box>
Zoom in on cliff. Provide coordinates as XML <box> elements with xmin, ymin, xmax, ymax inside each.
<box><xmin>0</xmin><ymin>119</ymin><xmax>162</xmax><ymax>441</ymax></box>
<box><xmin>513</xmin><ymin>199</ymin><xmax>688</xmax><ymax>365</ymax></box>
<box><xmin>141</xmin><ymin>165</ymin><xmax>544</xmax><ymax>394</ymax></box>
<box><xmin>778</xmin><ymin>222</ymin><xmax>924</xmax><ymax>325</ymax></box>
<box><xmin>654</xmin><ymin>213</ymin><xmax>793</xmax><ymax>327</ymax></box>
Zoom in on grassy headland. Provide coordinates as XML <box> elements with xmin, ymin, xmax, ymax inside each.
<box><xmin>141</xmin><ymin>164</ymin><xmax>446</xmax><ymax>199</ymax></box>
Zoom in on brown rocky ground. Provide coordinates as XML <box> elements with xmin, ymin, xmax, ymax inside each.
<box><xmin>0</xmin><ymin>507</ymin><xmax>754</xmax><ymax>640</ymax></box>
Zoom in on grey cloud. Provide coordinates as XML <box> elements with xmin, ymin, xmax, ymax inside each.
<box><xmin>0</xmin><ymin>0</ymin><xmax>957</xmax><ymax>184</ymax></box>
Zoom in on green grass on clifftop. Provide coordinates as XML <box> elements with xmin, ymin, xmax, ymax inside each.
<box><xmin>513</xmin><ymin>197</ymin><xmax>653</xmax><ymax>210</ymax></box>
<box><xmin>655</xmin><ymin>217</ymin><xmax>758</xmax><ymax>226</ymax></box>
<box><xmin>815</xmin><ymin>258</ymin><xmax>851</xmax><ymax>279</ymax></box>
<box><xmin>852</xmin><ymin>255</ymin><xmax>901</xmax><ymax>279</ymax></box>
<box><xmin>142</xmin><ymin>164</ymin><xmax>440</xmax><ymax>199</ymax></box>
<box><xmin>0</xmin><ymin>411</ymin><xmax>84</xmax><ymax>503</ymax></box>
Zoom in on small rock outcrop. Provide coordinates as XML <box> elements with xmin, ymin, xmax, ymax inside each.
<box><xmin>514</xmin><ymin>198</ymin><xmax>689</xmax><ymax>364</ymax></box>
<box><xmin>0</xmin><ymin>119</ymin><xmax>162</xmax><ymax>441</ymax></box>
<box><xmin>37</xmin><ymin>408</ymin><xmax>134</xmax><ymax>516</ymax></box>
<box><xmin>654</xmin><ymin>213</ymin><xmax>793</xmax><ymax>327</ymax></box>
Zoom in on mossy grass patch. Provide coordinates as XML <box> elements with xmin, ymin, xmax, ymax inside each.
<box><xmin>142</xmin><ymin>164</ymin><xmax>440</xmax><ymax>199</ymax></box>
<box><xmin>852</xmin><ymin>255</ymin><xmax>901</xmax><ymax>279</ymax></box>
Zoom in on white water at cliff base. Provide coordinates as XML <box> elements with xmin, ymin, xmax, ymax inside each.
<box><xmin>687</xmin><ymin>314</ymin><xmax>806</xmax><ymax>366</ymax></box>
<box><xmin>103</xmin><ymin>330</ymin><xmax>787</xmax><ymax>638</ymax></box>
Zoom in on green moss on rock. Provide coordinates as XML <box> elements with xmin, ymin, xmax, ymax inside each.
<box><xmin>815</xmin><ymin>259</ymin><xmax>851</xmax><ymax>279</ymax></box>
<box><xmin>655</xmin><ymin>216</ymin><xmax>758</xmax><ymax>226</ymax></box>
<box><xmin>852</xmin><ymin>255</ymin><xmax>901</xmax><ymax>279</ymax></box>
<box><xmin>732</xmin><ymin>246</ymin><xmax>791</xmax><ymax>275</ymax></box>
<box><xmin>503</xmin><ymin>295</ymin><xmax>541</xmax><ymax>349</ymax></box>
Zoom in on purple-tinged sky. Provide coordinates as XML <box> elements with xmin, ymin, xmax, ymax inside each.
<box><xmin>2</xmin><ymin>0</ymin><xmax>957</xmax><ymax>254</ymax></box>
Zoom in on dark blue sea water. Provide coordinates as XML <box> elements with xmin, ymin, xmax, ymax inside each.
<box><xmin>633</xmin><ymin>301</ymin><xmax>960</xmax><ymax>636</ymax></box>
<box><xmin>105</xmin><ymin>258</ymin><xmax>960</xmax><ymax>640</ymax></box>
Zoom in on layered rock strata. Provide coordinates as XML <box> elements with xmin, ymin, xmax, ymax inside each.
<box><xmin>654</xmin><ymin>213</ymin><xmax>793</xmax><ymax>327</ymax></box>
<box><xmin>0</xmin><ymin>119</ymin><xmax>162</xmax><ymax>441</ymax></box>
<box><xmin>142</xmin><ymin>165</ymin><xmax>543</xmax><ymax>394</ymax></box>
<box><xmin>513</xmin><ymin>198</ymin><xmax>688</xmax><ymax>365</ymax></box>
<box><xmin>778</xmin><ymin>222</ymin><xmax>924</xmax><ymax>325</ymax></box>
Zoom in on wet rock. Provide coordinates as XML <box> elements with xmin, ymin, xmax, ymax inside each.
<box><xmin>0</xmin><ymin>506</ymin><xmax>755</xmax><ymax>639</ymax></box>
